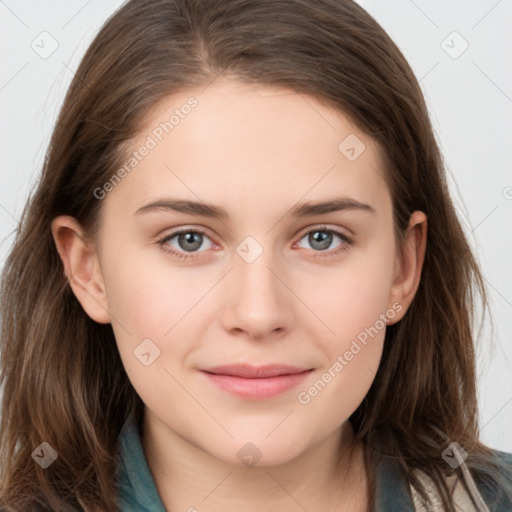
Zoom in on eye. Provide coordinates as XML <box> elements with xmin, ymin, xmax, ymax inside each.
<box><xmin>157</xmin><ymin>229</ymin><xmax>214</xmax><ymax>259</ymax></box>
<box><xmin>157</xmin><ymin>225</ymin><xmax>352</xmax><ymax>261</ymax></box>
<box><xmin>296</xmin><ymin>226</ymin><xmax>352</xmax><ymax>256</ymax></box>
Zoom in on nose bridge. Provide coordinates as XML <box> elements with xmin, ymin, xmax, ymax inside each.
<box><xmin>222</xmin><ymin>234</ymin><xmax>291</xmax><ymax>336</ymax></box>
<box><xmin>235</xmin><ymin>234</ymin><xmax>282</xmax><ymax>307</ymax></box>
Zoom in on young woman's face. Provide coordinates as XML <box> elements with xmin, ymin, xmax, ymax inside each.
<box><xmin>93</xmin><ymin>78</ymin><xmax>408</xmax><ymax>466</ymax></box>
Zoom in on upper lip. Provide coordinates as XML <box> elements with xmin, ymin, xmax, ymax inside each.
<box><xmin>202</xmin><ymin>364</ymin><xmax>312</xmax><ymax>378</ymax></box>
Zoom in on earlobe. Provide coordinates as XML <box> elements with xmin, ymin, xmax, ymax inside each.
<box><xmin>51</xmin><ymin>216</ymin><xmax>111</xmax><ymax>324</ymax></box>
<box><xmin>387</xmin><ymin>211</ymin><xmax>427</xmax><ymax>324</ymax></box>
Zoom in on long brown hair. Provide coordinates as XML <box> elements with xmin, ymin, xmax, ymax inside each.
<box><xmin>1</xmin><ymin>0</ymin><xmax>510</xmax><ymax>510</ymax></box>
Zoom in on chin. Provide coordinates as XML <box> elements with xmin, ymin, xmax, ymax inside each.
<box><xmin>209</xmin><ymin>435</ymin><xmax>307</xmax><ymax>469</ymax></box>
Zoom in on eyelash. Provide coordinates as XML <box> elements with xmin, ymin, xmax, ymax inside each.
<box><xmin>157</xmin><ymin>225</ymin><xmax>352</xmax><ymax>261</ymax></box>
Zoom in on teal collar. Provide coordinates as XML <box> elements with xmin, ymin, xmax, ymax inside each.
<box><xmin>116</xmin><ymin>414</ymin><xmax>511</xmax><ymax>511</ymax></box>
<box><xmin>115</xmin><ymin>414</ymin><xmax>415</xmax><ymax>511</ymax></box>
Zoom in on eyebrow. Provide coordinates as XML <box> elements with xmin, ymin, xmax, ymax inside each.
<box><xmin>134</xmin><ymin>196</ymin><xmax>376</xmax><ymax>219</ymax></box>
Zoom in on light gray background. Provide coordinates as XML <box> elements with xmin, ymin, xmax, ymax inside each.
<box><xmin>1</xmin><ymin>1</ymin><xmax>511</xmax><ymax>451</ymax></box>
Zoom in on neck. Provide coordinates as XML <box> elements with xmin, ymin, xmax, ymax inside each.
<box><xmin>142</xmin><ymin>409</ymin><xmax>369</xmax><ymax>512</ymax></box>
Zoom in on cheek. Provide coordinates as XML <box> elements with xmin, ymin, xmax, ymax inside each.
<box><xmin>101</xmin><ymin>243</ymin><xmax>210</xmax><ymax>334</ymax></box>
<box><xmin>320</xmin><ymin>281</ymin><xmax>388</xmax><ymax>397</ymax></box>
<box><xmin>100</xmin><ymin>245</ymin><xmax>222</xmax><ymax>384</ymax></box>
<box><xmin>296</xmin><ymin>272</ymin><xmax>392</xmax><ymax>426</ymax></box>
<box><xmin>297</xmin><ymin>239</ymin><xmax>395</xmax><ymax>409</ymax></box>
<box><xmin>296</xmin><ymin>335</ymin><xmax>383</xmax><ymax>437</ymax></box>
<box><xmin>102</xmin><ymin>257</ymin><xmax>195</xmax><ymax>411</ymax></box>
<box><xmin>304</xmin><ymin>240</ymin><xmax>396</xmax><ymax>347</ymax></box>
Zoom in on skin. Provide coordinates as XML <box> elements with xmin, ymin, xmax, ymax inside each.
<box><xmin>52</xmin><ymin>77</ymin><xmax>427</xmax><ymax>511</ymax></box>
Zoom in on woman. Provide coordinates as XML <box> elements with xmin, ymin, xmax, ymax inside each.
<box><xmin>1</xmin><ymin>1</ymin><xmax>511</xmax><ymax>510</ymax></box>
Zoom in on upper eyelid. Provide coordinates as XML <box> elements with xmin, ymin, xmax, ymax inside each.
<box><xmin>296</xmin><ymin>224</ymin><xmax>350</xmax><ymax>239</ymax></box>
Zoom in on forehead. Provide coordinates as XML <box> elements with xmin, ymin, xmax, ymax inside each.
<box><xmin>103</xmin><ymin>78</ymin><xmax>391</xmax><ymax>221</ymax></box>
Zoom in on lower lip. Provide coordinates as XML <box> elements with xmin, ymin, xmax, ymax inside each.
<box><xmin>201</xmin><ymin>370</ymin><xmax>312</xmax><ymax>399</ymax></box>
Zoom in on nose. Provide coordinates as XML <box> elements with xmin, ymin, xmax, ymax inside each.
<box><xmin>221</xmin><ymin>245</ymin><xmax>293</xmax><ymax>341</ymax></box>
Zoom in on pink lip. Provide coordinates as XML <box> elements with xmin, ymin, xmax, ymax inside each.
<box><xmin>200</xmin><ymin>364</ymin><xmax>313</xmax><ymax>399</ymax></box>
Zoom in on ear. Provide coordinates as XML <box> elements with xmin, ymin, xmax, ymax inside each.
<box><xmin>387</xmin><ymin>211</ymin><xmax>427</xmax><ymax>325</ymax></box>
<box><xmin>51</xmin><ymin>216</ymin><xmax>111</xmax><ymax>324</ymax></box>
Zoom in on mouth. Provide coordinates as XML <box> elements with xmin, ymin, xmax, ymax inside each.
<box><xmin>200</xmin><ymin>364</ymin><xmax>313</xmax><ymax>399</ymax></box>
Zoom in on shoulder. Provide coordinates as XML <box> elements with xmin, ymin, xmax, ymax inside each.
<box><xmin>492</xmin><ymin>448</ymin><xmax>512</xmax><ymax>467</ymax></box>
<box><xmin>484</xmin><ymin>449</ymin><xmax>512</xmax><ymax>507</ymax></box>
<box><xmin>410</xmin><ymin>449</ymin><xmax>512</xmax><ymax>512</ymax></box>
<box><xmin>461</xmin><ymin>449</ymin><xmax>512</xmax><ymax>511</ymax></box>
